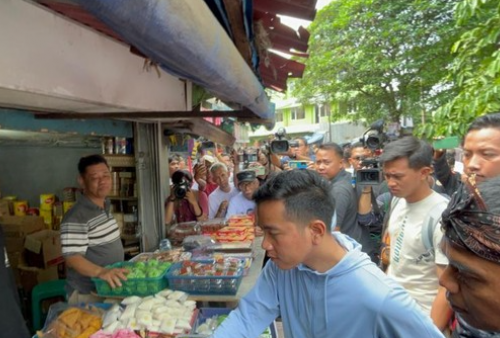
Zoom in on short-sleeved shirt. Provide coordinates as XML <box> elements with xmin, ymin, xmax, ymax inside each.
<box><xmin>168</xmin><ymin>189</ymin><xmax>208</xmax><ymax>223</ymax></box>
<box><xmin>387</xmin><ymin>191</ymin><xmax>449</xmax><ymax>314</ymax></box>
<box><xmin>225</xmin><ymin>192</ymin><xmax>256</xmax><ymax>219</ymax></box>
<box><xmin>208</xmin><ymin>185</ymin><xmax>238</xmax><ymax>219</ymax></box>
<box><xmin>60</xmin><ymin>194</ymin><xmax>124</xmax><ymax>295</ymax></box>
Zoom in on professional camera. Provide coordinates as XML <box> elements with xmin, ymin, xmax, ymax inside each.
<box><xmin>356</xmin><ymin>158</ymin><xmax>384</xmax><ymax>185</ymax></box>
<box><xmin>270</xmin><ymin>127</ymin><xmax>293</xmax><ymax>154</ymax></box>
<box><xmin>355</xmin><ymin>120</ymin><xmax>388</xmax><ymax>185</ymax></box>
<box><xmin>171</xmin><ymin>170</ymin><xmax>192</xmax><ymax>200</ymax></box>
<box><xmin>360</xmin><ymin>119</ymin><xmax>386</xmax><ymax>151</ymax></box>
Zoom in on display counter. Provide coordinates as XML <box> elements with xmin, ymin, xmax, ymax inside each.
<box><xmin>187</xmin><ymin>237</ymin><xmax>266</xmax><ymax>305</ymax></box>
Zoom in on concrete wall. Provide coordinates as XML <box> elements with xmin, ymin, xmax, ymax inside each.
<box><xmin>0</xmin><ymin>145</ymin><xmax>95</xmax><ymax>207</ymax></box>
<box><xmin>0</xmin><ymin>0</ymin><xmax>187</xmax><ymax>113</ymax></box>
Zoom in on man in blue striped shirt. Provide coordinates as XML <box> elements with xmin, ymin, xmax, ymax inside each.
<box><xmin>61</xmin><ymin>154</ymin><xmax>127</xmax><ymax>303</ymax></box>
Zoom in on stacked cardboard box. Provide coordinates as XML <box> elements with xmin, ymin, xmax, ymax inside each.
<box><xmin>0</xmin><ymin>216</ymin><xmax>63</xmax><ymax>292</ymax></box>
<box><xmin>1</xmin><ymin>215</ymin><xmax>44</xmax><ymax>285</ymax></box>
<box><xmin>0</xmin><ymin>199</ymin><xmax>12</xmax><ymax>216</ymax></box>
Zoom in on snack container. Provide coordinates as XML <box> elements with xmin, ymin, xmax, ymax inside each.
<box><xmin>92</xmin><ymin>261</ymin><xmax>171</xmax><ymax>297</ymax></box>
<box><xmin>193</xmin><ymin>308</ymin><xmax>278</xmax><ymax>338</ymax></box>
<box><xmin>166</xmin><ymin>260</ymin><xmax>243</xmax><ymax>295</ymax></box>
<box><xmin>199</xmin><ymin>218</ymin><xmax>227</xmax><ymax>235</ymax></box>
<box><xmin>129</xmin><ymin>250</ymin><xmax>192</xmax><ymax>263</ymax></box>
<box><xmin>169</xmin><ymin>221</ymin><xmax>200</xmax><ymax>246</ymax></box>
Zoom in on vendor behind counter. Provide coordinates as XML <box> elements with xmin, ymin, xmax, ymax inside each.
<box><xmin>61</xmin><ymin>155</ymin><xmax>127</xmax><ymax>303</ymax></box>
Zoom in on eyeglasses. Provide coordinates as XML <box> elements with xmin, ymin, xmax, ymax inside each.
<box><xmin>351</xmin><ymin>156</ymin><xmax>365</xmax><ymax>161</ymax></box>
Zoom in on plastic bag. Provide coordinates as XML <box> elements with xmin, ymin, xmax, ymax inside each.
<box><xmin>37</xmin><ymin>302</ymin><xmax>105</xmax><ymax>338</ymax></box>
<box><xmin>182</xmin><ymin>235</ymin><xmax>216</xmax><ymax>251</ymax></box>
<box><xmin>169</xmin><ymin>221</ymin><xmax>200</xmax><ymax>246</ymax></box>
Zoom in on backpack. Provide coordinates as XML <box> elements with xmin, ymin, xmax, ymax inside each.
<box><xmin>379</xmin><ymin>196</ymin><xmax>449</xmax><ymax>271</ymax></box>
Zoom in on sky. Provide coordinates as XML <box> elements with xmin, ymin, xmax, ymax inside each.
<box><xmin>279</xmin><ymin>0</ymin><xmax>332</xmax><ymax>30</ymax></box>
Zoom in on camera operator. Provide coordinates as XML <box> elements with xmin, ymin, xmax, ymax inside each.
<box><xmin>165</xmin><ymin>170</ymin><xmax>208</xmax><ymax>225</ymax></box>
<box><xmin>168</xmin><ymin>155</ymin><xmax>181</xmax><ymax>182</ymax></box>
<box><xmin>280</xmin><ymin>138</ymin><xmax>315</xmax><ymax>171</ymax></box>
<box><xmin>232</xmin><ymin>147</ymin><xmax>281</xmax><ymax>187</ymax></box>
<box><xmin>290</xmin><ymin>137</ymin><xmax>314</xmax><ymax>161</ymax></box>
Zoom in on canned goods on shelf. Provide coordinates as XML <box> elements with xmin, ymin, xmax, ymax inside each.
<box><xmin>13</xmin><ymin>200</ymin><xmax>28</xmax><ymax>216</ymax></box>
<box><xmin>40</xmin><ymin>193</ymin><xmax>55</xmax><ymax>211</ymax></box>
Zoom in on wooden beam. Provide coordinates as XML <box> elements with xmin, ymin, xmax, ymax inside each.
<box><xmin>222</xmin><ymin>0</ymin><xmax>252</xmax><ymax>68</ymax></box>
<box><xmin>163</xmin><ymin>118</ymin><xmax>236</xmax><ymax>146</ymax></box>
<box><xmin>34</xmin><ymin>109</ymin><xmax>257</xmax><ymax>119</ymax></box>
<box><xmin>237</xmin><ymin>117</ymin><xmax>275</xmax><ymax>124</ymax></box>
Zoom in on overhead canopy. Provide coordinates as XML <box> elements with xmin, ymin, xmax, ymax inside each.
<box><xmin>32</xmin><ymin>0</ymin><xmax>317</xmax><ymax>119</ymax></box>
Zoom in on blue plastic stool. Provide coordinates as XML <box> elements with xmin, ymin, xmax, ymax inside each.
<box><xmin>31</xmin><ymin>279</ymin><xmax>66</xmax><ymax>331</ymax></box>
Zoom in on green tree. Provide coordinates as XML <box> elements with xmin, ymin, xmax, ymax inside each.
<box><xmin>420</xmin><ymin>0</ymin><xmax>500</xmax><ymax>138</ymax></box>
<box><xmin>293</xmin><ymin>0</ymin><xmax>461</xmax><ymax>126</ymax></box>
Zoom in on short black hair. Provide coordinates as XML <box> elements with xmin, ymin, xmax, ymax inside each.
<box><xmin>78</xmin><ymin>154</ymin><xmax>109</xmax><ymax>175</ymax></box>
<box><xmin>380</xmin><ymin>136</ymin><xmax>432</xmax><ymax>169</ymax></box>
<box><xmin>343</xmin><ymin>147</ymin><xmax>352</xmax><ymax>160</ymax></box>
<box><xmin>467</xmin><ymin>112</ymin><xmax>500</xmax><ymax>134</ymax></box>
<box><xmin>172</xmin><ymin>169</ymin><xmax>193</xmax><ymax>184</ymax></box>
<box><xmin>351</xmin><ymin>141</ymin><xmax>365</xmax><ymax>149</ymax></box>
<box><xmin>317</xmin><ymin>142</ymin><xmax>343</xmax><ymax>159</ymax></box>
<box><xmin>253</xmin><ymin>170</ymin><xmax>335</xmax><ymax>231</ymax></box>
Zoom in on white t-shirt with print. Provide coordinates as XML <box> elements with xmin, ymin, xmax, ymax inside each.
<box><xmin>208</xmin><ymin>185</ymin><xmax>238</xmax><ymax>219</ymax></box>
<box><xmin>225</xmin><ymin>192</ymin><xmax>256</xmax><ymax>220</ymax></box>
<box><xmin>386</xmin><ymin>191</ymin><xmax>449</xmax><ymax>315</ymax></box>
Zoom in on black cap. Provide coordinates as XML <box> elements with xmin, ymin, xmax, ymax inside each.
<box><xmin>237</xmin><ymin>170</ymin><xmax>257</xmax><ymax>184</ymax></box>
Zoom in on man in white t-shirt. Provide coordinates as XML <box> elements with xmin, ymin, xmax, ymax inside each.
<box><xmin>208</xmin><ymin>162</ymin><xmax>238</xmax><ymax>219</ymax></box>
<box><xmin>380</xmin><ymin>136</ymin><xmax>450</xmax><ymax>332</ymax></box>
<box><xmin>226</xmin><ymin>170</ymin><xmax>259</xmax><ymax>219</ymax></box>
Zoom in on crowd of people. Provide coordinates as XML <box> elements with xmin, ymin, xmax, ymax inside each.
<box><xmin>3</xmin><ymin>112</ymin><xmax>499</xmax><ymax>337</ymax></box>
<box><xmin>163</xmin><ymin>112</ymin><xmax>500</xmax><ymax>338</ymax></box>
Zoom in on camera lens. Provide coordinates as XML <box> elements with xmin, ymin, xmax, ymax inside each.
<box><xmin>270</xmin><ymin>140</ymin><xmax>289</xmax><ymax>154</ymax></box>
<box><xmin>366</xmin><ymin>172</ymin><xmax>377</xmax><ymax>181</ymax></box>
<box><xmin>174</xmin><ymin>185</ymin><xmax>187</xmax><ymax>199</ymax></box>
<box><xmin>366</xmin><ymin>135</ymin><xmax>380</xmax><ymax>150</ymax></box>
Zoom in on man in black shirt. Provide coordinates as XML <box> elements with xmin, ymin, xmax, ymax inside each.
<box><xmin>315</xmin><ymin>143</ymin><xmax>374</xmax><ymax>257</ymax></box>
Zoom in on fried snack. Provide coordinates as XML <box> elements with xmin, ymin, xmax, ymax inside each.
<box><xmin>44</xmin><ymin>307</ymin><xmax>103</xmax><ymax>338</ymax></box>
<box><xmin>59</xmin><ymin>308</ymin><xmax>80</xmax><ymax>328</ymax></box>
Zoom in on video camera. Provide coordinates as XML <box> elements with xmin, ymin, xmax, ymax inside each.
<box><xmin>270</xmin><ymin>127</ymin><xmax>297</xmax><ymax>154</ymax></box>
<box><xmin>361</xmin><ymin>119</ymin><xmax>386</xmax><ymax>151</ymax></box>
<box><xmin>356</xmin><ymin>120</ymin><xmax>387</xmax><ymax>185</ymax></box>
<box><xmin>171</xmin><ymin>170</ymin><xmax>192</xmax><ymax>200</ymax></box>
<box><xmin>356</xmin><ymin>158</ymin><xmax>384</xmax><ymax>185</ymax></box>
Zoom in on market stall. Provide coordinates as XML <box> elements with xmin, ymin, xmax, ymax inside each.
<box><xmin>35</xmin><ymin>215</ymin><xmax>274</xmax><ymax>338</ymax></box>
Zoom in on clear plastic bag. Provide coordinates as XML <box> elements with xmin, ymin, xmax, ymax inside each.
<box><xmin>37</xmin><ymin>302</ymin><xmax>105</xmax><ymax>338</ymax></box>
<box><xmin>169</xmin><ymin>221</ymin><xmax>201</xmax><ymax>246</ymax></box>
<box><xmin>182</xmin><ymin>235</ymin><xmax>216</xmax><ymax>251</ymax></box>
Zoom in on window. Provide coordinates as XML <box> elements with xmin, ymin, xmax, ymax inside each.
<box><xmin>275</xmin><ymin>110</ymin><xmax>283</xmax><ymax>122</ymax></box>
<box><xmin>318</xmin><ymin>104</ymin><xmax>331</xmax><ymax>117</ymax></box>
<box><xmin>338</xmin><ymin>101</ymin><xmax>357</xmax><ymax>115</ymax></box>
<box><xmin>291</xmin><ymin>107</ymin><xmax>305</xmax><ymax>120</ymax></box>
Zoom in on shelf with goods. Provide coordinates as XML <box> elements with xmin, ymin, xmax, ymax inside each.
<box><xmin>103</xmin><ymin>154</ymin><xmax>141</xmax><ymax>260</ymax></box>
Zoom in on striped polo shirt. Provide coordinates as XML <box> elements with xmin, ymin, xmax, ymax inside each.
<box><xmin>61</xmin><ymin>194</ymin><xmax>124</xmax><ymax>294</ymax></box>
